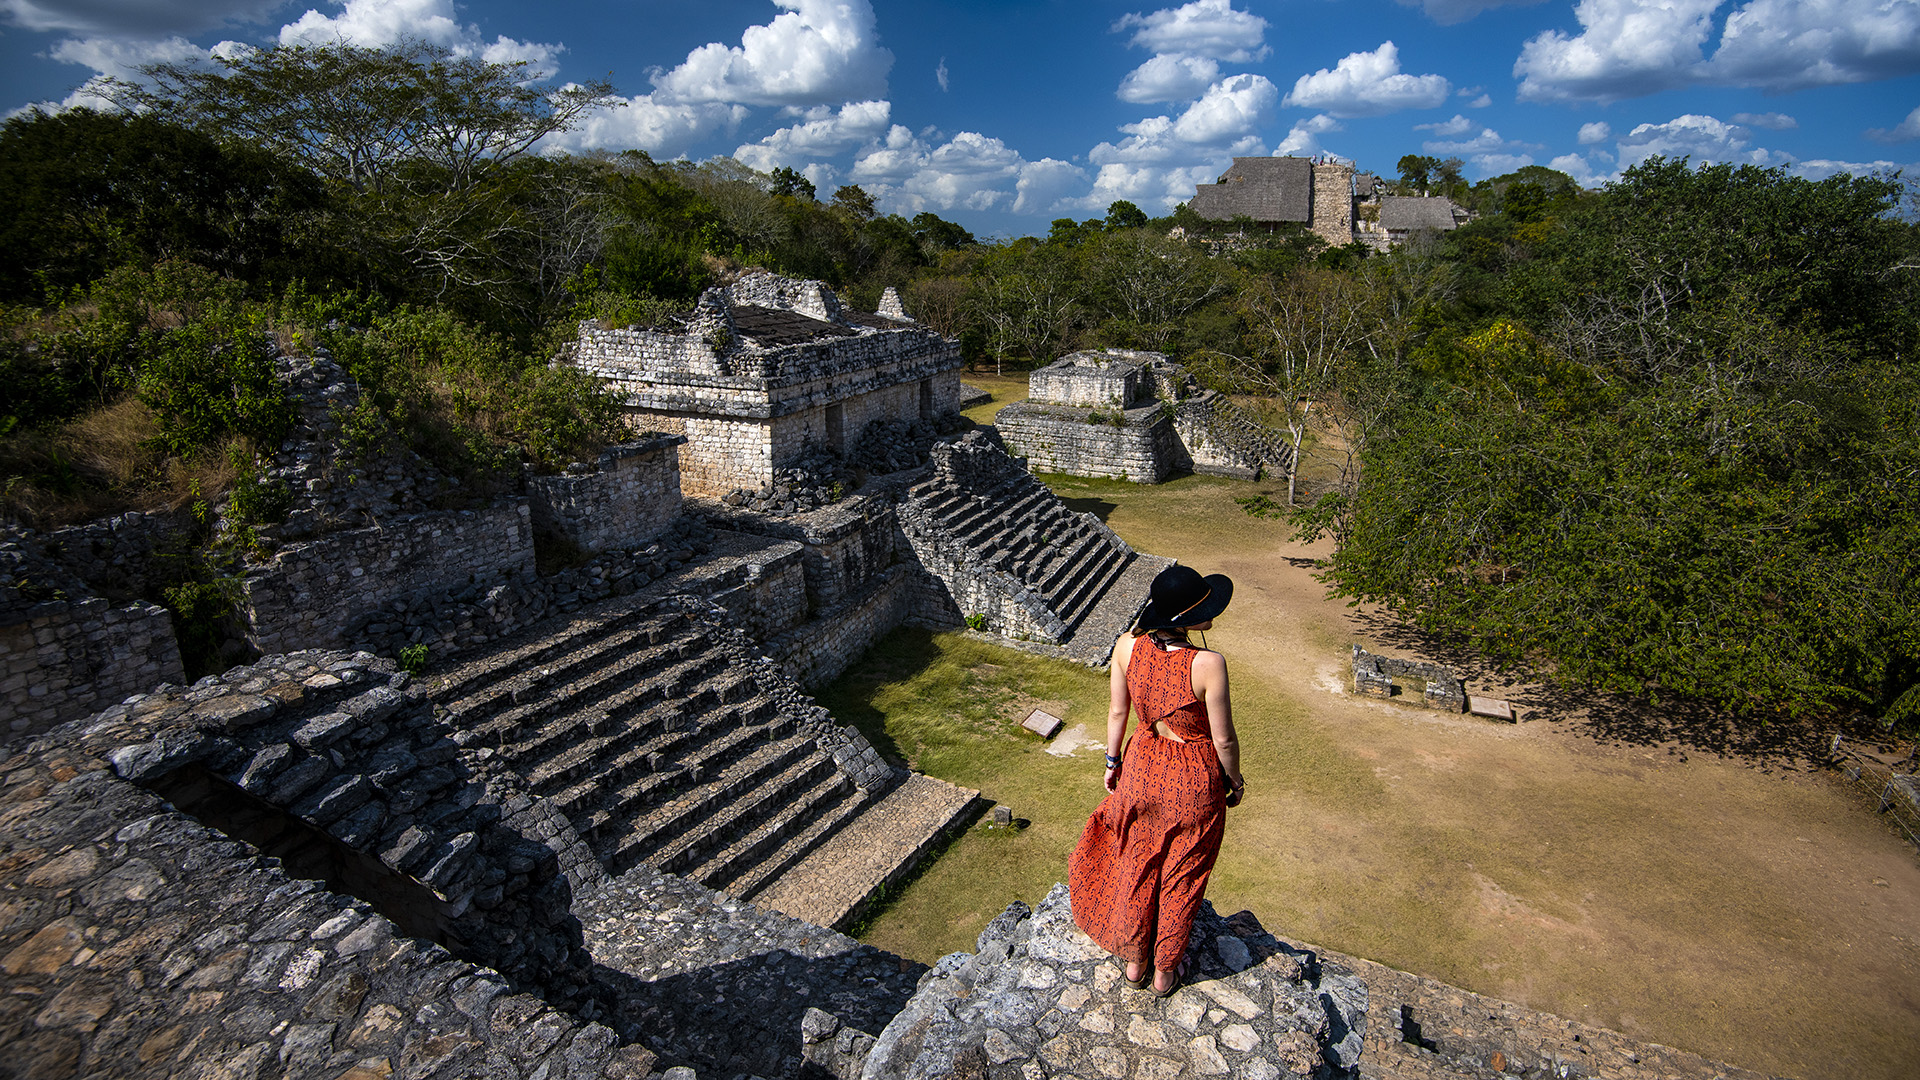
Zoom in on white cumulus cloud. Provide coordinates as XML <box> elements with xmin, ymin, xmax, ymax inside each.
<box><xmin>1273</xmin><ymin>113</ymin><xmax>1343</xmax><ymax>156</ymax></box>
<box><xmin>1549</xmin><ymin>152</ymin><xmax>1611</xmax><ymax>186</ymax></box>
<box><xmin>1114</xmin><ymin>0</ymin><xmax>1269</xmax><ymax>62</ymax></box>
<box><xmin>1578</xmin><ymin>120</ymin><xmax>1612</xmax><ymax>143</ymax></box>
<box><xmin>650</xmin><ymin>0</ymin><xmax>893</xmax><ymax>107</ymax></box>
<box><xmin>1117</xmin><ymin>54</ymin><xmax>1221</xmax><ymax>103</ymax></box>
<box><xmin>845</xmin><ymin>126</ymin><xmax>1048</xmax><ymax>214</ymax></box>
<box><xmin>1517</xmin><ymin>0</ymin><xmax>1920</xmax><ymax>103</ymax></box>
<box><xmin>1614</xmin><ymin>113</ymin><xmax>1790</xmax><ymax>171</ymax></box>
<box><xmin>1732</xmin><ymin>111</ymin><xmax>1797</xmax><ymax>130</ymax></box>
<box><xmin>1393</xmin><ymin>0</ymin><xmax>1549</xmax><ymax>25</ymax></box>
<box><xmin>1284</xmin><ymin>41</ymin><xmax>1451</xmax><ymax>118</ymax></box>
<box><xmin>279</xmin><ymin>0</ymin><xmax>561</xmax><ymax>72</ymax></box>
<box><xmin>1867</xmin><ymin>105</ymin><xmax>1920</xmax><ymax>141</ymax></box>
<box><xmin>1416</xmin><ymin>114</ymin><xmax>1476</xmax><ymax>136</ymax></box>
<box><xmin>1171</xmin><ymin>72</ymin><xmax>1277</xmax><ymax>142</ymax></box>
<box><xmin>1711</xmin><ymin>0</ymin><xmax>1920</xmax><ymax>90</ymax></box>
<box><xmin>548</xmin><ymin>99</ymin><xmax>749</xmax><ymax>159</ymax></box>
<box><xmin>1515</xmin><ymin>0</ymin><xmax>1720</xmax><ymax>102</ymax></box>
<box><xmin>734</xmin><ymin>99</ymin><xmax>892</xmax><ymax>172</ymax></box>
<box><xmin>1792</xmin><ymin>157</ymin><xmax>1913</xmax><ymax>179</ymax></box>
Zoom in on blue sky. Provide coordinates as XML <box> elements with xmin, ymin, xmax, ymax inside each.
<box><xmin>5</xmin><ymin>0</ymin><xmax>1918</xmax><ymax>237</ymax></box>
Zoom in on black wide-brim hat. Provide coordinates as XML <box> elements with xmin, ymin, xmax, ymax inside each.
<box><xmin>1135</xmin><ymin>564</ymin><xmax>1233</xmax><ymax>631</ymax></box>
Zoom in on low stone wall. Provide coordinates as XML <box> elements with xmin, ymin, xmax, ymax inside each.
<box><xmin>768</xmin><ymin>565</ymin><xmax>919</xmax><ymax>688</ymax></box>
<box><xmin>15</xmin><ymin>510</ymin><xmax>193</xmax><ymax>602</ymax></box>
<box><xmin>241</xmin><ymin>503</ymin><xmax>536</xmax><ymax>654</ymax></box>
<box><xmin>1352</xmin><ymin>644</ymin><xmax>1467</xmax><ymax>712</ymax></box>
<box><xmin>698</xmin><ymin>531</ymin><xmax>809</xmax><ymax>640</ymax></box>
<box><xmin>995</xmin><ymin>401</ymin><xmax>1176</xmax><ymax>483</ymax></box>
<box><xmin>899</xmin><ymin>519</ymin><xmax>1069</xmax><ymax>644</ymax></box>
<box><xmin>525</xmin><ymin>434</ymin><xmax>687</xmax><ymax>553</ymax></box>
<box><xmin>1</xmin><ymin>596</ymin><xmax>183</xmax><ymax>738</ymax></box>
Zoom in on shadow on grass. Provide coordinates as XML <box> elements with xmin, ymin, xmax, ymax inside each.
<box><xmin>1345</xmin><ymin>605</ymin><xmax>1841</xmax><ymax>767</ymax></box>
<box><xmin>1057</xmin><ymin>496</ymin><xmax>1120</xmax><ymax>522</ymax></box>
<box><xmin>812</xmin><ymin>627</ymin><xmax>944</xmax><ymax>769</ymax></box>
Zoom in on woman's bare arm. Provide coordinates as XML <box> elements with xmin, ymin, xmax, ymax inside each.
<box><xmin>1192</xmin><ymin>649</ymin><xmax>1241</xmax><ymax>788</ymax></box>
<box><xmin>1105</xmin><ymin>633</ymin><xmax>1135</xmax><ymax>793</ymax></box>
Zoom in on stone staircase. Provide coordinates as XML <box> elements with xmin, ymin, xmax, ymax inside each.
<box><xmin>425</xmin><ymin>595</ymin><xmax>890</xmax><ymax>901</ymax></box>
<box><xmin>902</xmin><ymin>434</ymin><xmax>1146</xmax><ymax>649</ymax></box>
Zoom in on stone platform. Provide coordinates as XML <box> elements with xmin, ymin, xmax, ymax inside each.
<box><xmin>842</xmin><ymin>883</ymin><xmax>1369</xmax><ymax>1080</ymax></box>
<box><xmin>754</xmin><ymin>773</ymin><xmax>982</xmax><ymax>930</ymax></box>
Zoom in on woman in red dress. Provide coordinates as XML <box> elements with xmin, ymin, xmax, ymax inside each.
<box><xmin>1069</xmin><ymin>564</ymin><xmax>1245</xmax><ymax>995</ymax></box>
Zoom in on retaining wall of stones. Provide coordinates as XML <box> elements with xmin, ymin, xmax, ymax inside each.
<box><xmin>1352</xmin><ymin>645</ymin><xmax>1467</xmax><ymax>712</ymax></box>
<box><xmin>525</xmin><ymin>435</ymin><xmax>687</xmax><ymax>553</ymax></box>
<box><xmin>1</xmin><ymin>597</ymin><xmax>183</xmax><ymax>739</ymax></box>
<box><xmin>698</xmin><ymin>474</ymin><xmax>913</xmax><ymax>612</ymax></box>
<box><xmin>768</xmin><ymin>565</ymin><xmax>919</xmax><ymax>688</ymax></box>
<box><xmin>995</xmin><ymin>402</ymin><xmax>1178</xmax><ymax>483</ymax></box>
<box><xmin>241</xmin><ymin>503</ymin><xmax>536</xmax><ymax>655</ymax></box>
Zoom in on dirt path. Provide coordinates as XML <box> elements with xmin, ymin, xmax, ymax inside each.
<box><xmin>1084</xmin><ymin>472</ymin><xmax>1920</xmax><ymax>1080</ymax></box>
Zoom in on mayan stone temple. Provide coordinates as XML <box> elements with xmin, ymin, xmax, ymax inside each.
<box><xmin>0</xmin><ymin>272</ymin><xmax>1773</xmax><ymax>1080</ymax></box>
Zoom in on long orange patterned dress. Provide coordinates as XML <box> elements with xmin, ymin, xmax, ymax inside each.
<box><xmin>1068</xmin><ymin>638</ymin><xmax>1225</xmax><ymax>972</ymax></box>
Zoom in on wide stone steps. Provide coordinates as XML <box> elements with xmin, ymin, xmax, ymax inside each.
<box><xmin>440</xmin><ymin>618</ymin><xmax>697</xmax><ymax>727</ymax></box>
<box><xmin>704</xmin><ymin>777</ymin><xmax>871</xmax><ymax>899</ymax></box>
<box><xmin>605</xmin><ymin>733</ymin><xmax>826</xmax><ymax>875</ymax></box>
<box><xmin>455</xmin><ymin>647</ymin><xmax>732</xmax><ymax>766</ymax></box>
<box><xmin>431</xmin><ymin>607</ymin><xmax>686</xmax><ymax>710</ymax></box>
<box><xmin>1052</xmin><ymin>547</ymin><xmax>1130</xmax><ymax>633</ymax></box>
<box><xmin>647</xmin><ymin>751</ymin><xmax>841</xmax><ymax>876</ymax></box>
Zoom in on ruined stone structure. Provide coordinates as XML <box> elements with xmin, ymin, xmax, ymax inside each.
<box><xmin>0</xmin><ymin>273</ymin><xmax>1774</xmax><ymax>1080</ymax></box>
<box><xmin>567</xmin><ymin>273</ymin><xmax>964</xmax><ymax>497</ymax></box>
<box><xmin>996</xmin><ymin>349</ymin><xmax>1294</xmax><ymax>484</ymax></box>
<box><xmin>1192</xmin><ymin>157</ymin><xmax>1468</xmax><ymax>251</ymax></box>
<box><xmin>1351</xmin><ymin>645</ymin><xmax>1468</xmax><ymax>713</ymax></box>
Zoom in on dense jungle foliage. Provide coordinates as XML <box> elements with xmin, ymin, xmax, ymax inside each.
<box><xmin>2</xmin><ymin>42</ymin><xmax>1915</xmax><ymax>725</ymax></box>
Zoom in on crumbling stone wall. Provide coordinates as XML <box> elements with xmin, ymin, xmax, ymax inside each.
<box><xmin>567</xmin><ymin>273</ymin><xmax>962</xmax><ymax>498</ymax></box>
<box><xmin>700</xmin><ymin>476</ymin><xmax>909</xmax><ymax>612</ymax></box>
<box><xmin>767</xmin><ymin>565</ymin><xmax>918</xmax><ymax>688</ymax></box>
<box><xmin>1</xmin><ymin>529</ymin><xmax>185</xmax><ymax>737</ymax></box>
<box><xmin>1352</xmin><ymin>644</ymin><xmax>1466</xmax><ymax>712</ymax></box>
<box><xmin>525</xmin><ymin>434</ymin><xmax>687</xmax><ymax>554</ymax></box>
<box><xmin>91</xmin><ymin>650</ymin><xmax>606</xmax><ymax>1004</ymax></box>
<box><xmin>240</xmin><ymin>503</ymin><xmax>537</xmax><ymax>654</ymax></box>
<box><xmin>1</xmin><ymin>597</ymin><xmax>183</xmax><ymax>738</ymax></box>
<box><xmin>1026</xmin><ymin>350</ymin><xmax>1156</xmax><ymax>409</ymax></box>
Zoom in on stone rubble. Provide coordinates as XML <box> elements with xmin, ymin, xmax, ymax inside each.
<box><xmin>842</xmin><ymin>883</ymin><xmax>1368</xmax><ymax>1080</ymax></box>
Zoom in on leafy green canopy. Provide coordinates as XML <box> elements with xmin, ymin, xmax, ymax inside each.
<box><xmin>1310</xmin><ymin>158</ymin><xmax>1920</xmax><ymax>721</ymax></box>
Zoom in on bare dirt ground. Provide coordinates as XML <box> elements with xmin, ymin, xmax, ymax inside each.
<box><xmin>1090</xmin><ymin>473</ymin><xmax>1920</xmax><ymax>1080</ymax></box>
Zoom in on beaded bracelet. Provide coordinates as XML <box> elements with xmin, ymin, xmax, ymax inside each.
<box><xmin>1104</xmin><ymin>753</ymin><xmax>1121</xmax><ymax>769</ymax></box>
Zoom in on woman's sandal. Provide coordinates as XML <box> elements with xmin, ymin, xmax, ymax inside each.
<box><xmin>1152</xmin><ymin>954</ymin><xmax>1191</xmax><ymax>998</ymax></box>
<box><xmin>1123</xmin><ymin>961</ymin><xmax>1152</xmax><ymax>991</ymax></box>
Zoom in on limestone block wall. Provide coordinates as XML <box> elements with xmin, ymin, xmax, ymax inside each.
<box><xmin>241</xmin><ymin>503</ymin><xmax>535</xmax><ymax>654</ymax></box>
<box><xmin>1026</xmin><ymin>350</ymin><xmax>1156</xmax><ymax>408</ymax></box>
<box><xmin>698</xmin><ymin>475</ymin><xmax>913</xmax><ymax>612</ymax></box>
<box><xmin>995</xmin><ymin>402</ymin><xmax>1177</xmax><ymax>483</ymax></box>
<box><xmin>767</xmin><ymin>565</ymin><xmax>918</xmax><ymax>688</ymax></box>
<box><xmin>1</xmin><ymin>597</ymin><xmax>184</xmax><ymax>738</ymax></box>
<box><xmin>897</xmin><ymin>514</ymin><xmax>1068</xmax><ymax>645</ymax></box>
<box><xmin>699</xmin><ymin>536</ymin><xmax>810</xmax><ymax>640</ymax></box>
<box><xmin>1311</xmin><ymin>160</ymin><xmax>1356</xmax><ymax>248</ymax></box>
<box><xmin>524</xmin><ymin>434</ymin><xmax>687</xmax><ymax>552</ymax></box>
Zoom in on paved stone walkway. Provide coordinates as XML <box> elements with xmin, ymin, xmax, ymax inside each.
<box><xmin>754</xmin><ymin>773</ymin><xmax>982</xmax><ymax>930</ymax></box>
